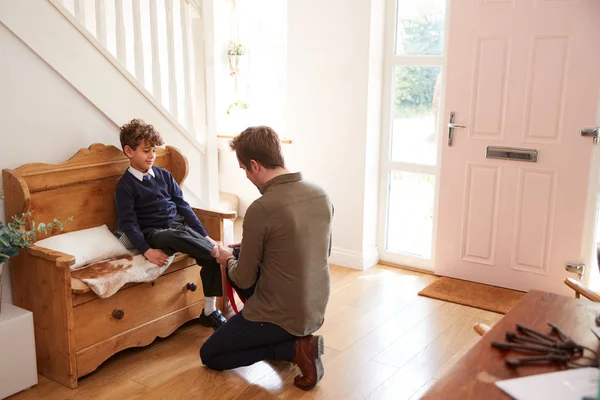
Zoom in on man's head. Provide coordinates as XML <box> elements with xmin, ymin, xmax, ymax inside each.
<box><xmin>119</xmin><ymin>119</ymin><xmax>165</xmax><ymax>172</ymax></box>
<box><xmin>229</xmin><ymin>126</ymin><xmax>286</xmax><ymax>188</ymax></box>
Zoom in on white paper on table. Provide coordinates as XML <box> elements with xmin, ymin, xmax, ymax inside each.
<box><xmin>495</xmin><ymin>367</ymin><xmax>598</xmax><ymax>400</ymax></box>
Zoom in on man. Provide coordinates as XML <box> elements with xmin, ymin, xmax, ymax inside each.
<box><xmin>200</xmin><ymin>126</ymin><xmax>333</xmax><ymax>391</ymax></box>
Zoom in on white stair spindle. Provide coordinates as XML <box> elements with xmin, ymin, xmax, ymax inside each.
<box><xmin>181</xmin><ymin>1</ymin><xmax>193</xmax><ymax>129</ymax></box>
<box><xmin>149</xmin><ymin>0</ymin><xmax>162</xmax><ymax>104</ymax></box>
<box><xmin>132</xmin><ymin>0</ymin><xmax>145</xmax><ymax>84</ymax></box>
<box><xmin>115</xmin><ymin>0</ymin><xmax>126</xmax><ymax>65</ymax></box>
<box><xmin>95</xmin><ymin>0</ymin><xmax>106</xmax><ymax>46</ymax></box>
<box><xmin>166</xmin><ymin>0</ymin><xmax>178</xmax><ymax>117</ymax></box>
<box><xmin>51</xmin><ymin>0</ymin><xmax>196</xmax><ymax>131</ymax></box>
<box><xmin>74</xmin><ymin>0</ymin><xmax>85</xmax><ymax>24</ymax></box>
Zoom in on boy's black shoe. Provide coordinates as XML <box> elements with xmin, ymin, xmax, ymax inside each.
<box><xmin>199</xmin><ymin>309</ymin><xmax>227</xmax><ymax>330</ymax></box>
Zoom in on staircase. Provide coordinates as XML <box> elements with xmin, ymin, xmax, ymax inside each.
<box><xmin>52</xmin><ymin>0</ymin><xmax>199</xmax><ymax>135</ymax></box>
<box><xmin>0</xmin><ymin>0</ymin><xmax>218</xmax><ymax>206</ymax></box>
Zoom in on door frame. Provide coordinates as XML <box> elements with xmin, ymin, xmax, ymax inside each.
<box><xmin>579</xmin><ymin>91</ymin><xmax>600</xmax><ymax>287</ymax></box>
<box><xmin>377</xmin><ymin>0</ymin><xmax>452</xmax><ymax>271</ymax></box>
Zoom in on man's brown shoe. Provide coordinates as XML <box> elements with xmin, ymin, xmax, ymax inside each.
<box><xmin>293</xmin><ymin>335</ymin><xmax>325</xmax><ymax>390</ymax></box>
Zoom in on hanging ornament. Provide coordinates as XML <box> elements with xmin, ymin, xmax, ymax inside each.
<box><xmin>225</xmin><ymin>0</ymin><xmax>249</xmax><ymax>115</ymax></box>
<box><xmin>227</xmin><ymin>41</ymin><xmax>245</xmax><ymax>78</ymax></box>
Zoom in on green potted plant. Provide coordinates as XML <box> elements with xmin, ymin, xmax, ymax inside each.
<box><xmin>0</xmin><ymin>191</ymin><xmax>70</xmax><ymax>313</ymax></box>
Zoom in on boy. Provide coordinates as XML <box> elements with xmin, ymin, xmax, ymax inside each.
<box><xmin>115</xmin><ymin>119</ymin><xmax>227</xmax><ymax>330</ymax></box>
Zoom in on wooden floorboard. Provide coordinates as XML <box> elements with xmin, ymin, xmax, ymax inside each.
<box><xmin>8</xmin><ymin>264</ymin><xmax>503</xmax><ymax>400</ymax></box>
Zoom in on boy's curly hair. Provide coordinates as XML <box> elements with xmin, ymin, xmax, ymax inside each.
<box><xmin>119</xmin><ymin>119</ymin><xmax>165</xmax><ymax>151</ymax></box>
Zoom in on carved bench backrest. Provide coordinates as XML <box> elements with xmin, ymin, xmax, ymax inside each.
<box><xmin>2</xmin><ymin>143</ymin><xmax>188</xmax><ymax>239</ymax></box>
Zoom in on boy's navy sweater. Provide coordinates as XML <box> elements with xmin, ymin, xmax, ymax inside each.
<box><xmin>115</xmin><ymin>166</ymin><xmax>208</xmax><ymax>254</ymax></box>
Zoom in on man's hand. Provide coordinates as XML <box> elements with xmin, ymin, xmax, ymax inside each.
<box><xmin>144</xmin><ymin>248</ymin><xmax>170</xmax><ymax>266</ymax></box>
<box><xmin>216</xmin><ymin>245</ymin><xmax>234</xmax><ymax>266</ymax></box>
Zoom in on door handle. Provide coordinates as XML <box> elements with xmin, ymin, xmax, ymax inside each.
<box><xmin>448</xmin><ymin>112</ymin><xmax>467</xmax><ymax>146</ymax></box>
<box><xmin>581</xmin><ymin>127</ymin><xmax>599</xmax><ymax>144</ymax></box>
<box><xmin>565</xmin><ymin>263</ymin><xmax>585</xmax><ymax>279</ymax></box>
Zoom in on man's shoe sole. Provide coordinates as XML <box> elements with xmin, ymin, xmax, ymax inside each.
<box><xmin>294</xmin><ymin>335</ymin><xmax>325</xmax><ymax>391</ymax></box>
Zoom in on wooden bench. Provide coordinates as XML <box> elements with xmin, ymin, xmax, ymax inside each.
<box><xmin>2</xmin><ymin>143</ymin><xmax>236</xmax><ymax>388</ymax></box>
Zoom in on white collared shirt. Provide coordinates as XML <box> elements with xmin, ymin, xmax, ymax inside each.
<box><xmin>128</xmin><ymin>166</ymin><xmax>156</xmax><ymax>181</ymax></box>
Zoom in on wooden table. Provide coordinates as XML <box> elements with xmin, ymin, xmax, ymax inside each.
<box><xmin>422</xmin><ymin>290</ymin><xmax>600</xmax><ymax>399</ymax></box>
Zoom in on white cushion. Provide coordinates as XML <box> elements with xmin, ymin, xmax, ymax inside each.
<box><xmin>34</xmin><ymin>225</ymin><xmax>132</xmax><ymax>270</ymax></box>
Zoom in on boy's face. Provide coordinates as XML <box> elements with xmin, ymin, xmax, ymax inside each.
<box><xmin>124</xmin><ymin>140</ymin><xmax>157</xmax><ymax>173</ymax></box>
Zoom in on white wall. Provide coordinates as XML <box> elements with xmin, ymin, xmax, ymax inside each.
<box><xmin>218</xmin><ymin>0</ymin><xmax>385</xmax><ymax>269</ymax></box>
<box><xmin>218</xmin><ymin>138</ymin><xmax>298</xmax><ymax>215</ymax></box>
<box><xmin>0</xmin><ymin>23</ymin><xmax>119</xmax><ymax>304</ymax></box>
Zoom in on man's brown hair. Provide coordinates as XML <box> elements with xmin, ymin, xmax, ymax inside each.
<box><xmin>229</xmin><ymin>126</ymin><xmax>285</xmax><ymax>170</ymax></box>
<box><xmin>119</xmin><ymin>119</ymin><xmax>165</xmax><ymax>151</ymax></box>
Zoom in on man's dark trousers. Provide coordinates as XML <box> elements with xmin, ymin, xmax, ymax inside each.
<box><xmin>200</xmin><ymin>269</ymin><xmax>297</xmax><ymax>370</ymax></box>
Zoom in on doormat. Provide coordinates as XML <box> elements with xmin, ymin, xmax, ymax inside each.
<box><xmin>418</xmin><ymin>277</ymin><xmax>525</xmax><ymax>314</ymax></box>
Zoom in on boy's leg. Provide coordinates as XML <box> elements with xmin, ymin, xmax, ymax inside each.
<box><xmin>147</xmin><ymin>228</ymin><xmax>225</xmax><ymax>328</ymax></box>
<box><xmin>147</xmin><ymin>228</ymin><xmax>223</xmax><ymax>296</ymax></box>
<box><xmin>147</xmin><ymin>227</ymin><xmax>215</xmax><ymax>259</ymax></box>
<box><xmin>200</xmin><ymin>312</ymin><xmax>296</xmax><ymax>371</ymax></box>
<box><xmin>178</xmin><ymin>226</ymin><xmax>225</xmax><ymax>299</ymax></box>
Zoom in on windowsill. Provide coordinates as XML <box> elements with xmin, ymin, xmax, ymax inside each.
<box><xmin>217</xmin><ymin>134</ymin><xmax>293</xmax><ymax>144</ymax></box>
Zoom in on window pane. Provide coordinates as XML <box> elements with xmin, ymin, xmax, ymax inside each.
<box><xmin>386</xmin><ymin>171</ymin><xmax>435</xmax><ymax>258</ymax></box>
<box><xmin>395</xmin><ymin>0</ymin><xmax>446</xmax><ymax>56</ymax></box>
<box><xmin>589</xmin><ymin>196</ymin><xmax>600</xmax><ymax>291</ymax></box>
<box><xmin>391</xmin><ymin>66</ymin><xmax>441</xmax><ymax>165</ymax></box>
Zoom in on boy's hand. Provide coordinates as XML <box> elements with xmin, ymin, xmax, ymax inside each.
<box><xmin>144</xmin><ymin>248</ymin><xmax>170</xmax><ymax>266</ymax></box>
<box><xmin>205</xmin><ymin>236</ymin><xmax>218</xmax><ymax>247</ymax></box>
<box><xmin>228</xmin><ymin>242</ymin><xmax>241</xmax><ymax>248</ymax></box>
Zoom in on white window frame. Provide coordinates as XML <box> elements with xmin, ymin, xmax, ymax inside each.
<box><xmin>579</xmin><ymin>94</ymin><xmax>600</xmax><ymax>289</ymax></box>
<box><xmin>377</xmin><ymin>0</ymin><xmax>452</xmax><ymax>271</ymax></box>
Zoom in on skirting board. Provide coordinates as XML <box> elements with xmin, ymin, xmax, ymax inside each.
<box><xmin>329</xmin><ymin>247</ymin><xmax>379</xmax><ymax>271</ymax></box>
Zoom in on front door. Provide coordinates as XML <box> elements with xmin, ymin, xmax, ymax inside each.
<box><xmin>435</xmin><ymin>0</ymin><xmax>600</xmax><ymax>294</ymax></box>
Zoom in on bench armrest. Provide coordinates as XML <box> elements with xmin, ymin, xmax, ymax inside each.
<box><xmin>27</xmin><ymin>245</ymin><xmax>76</xmax><ymax>269</ymax></box>
<box><xmin>191</xmin><ymin>207</ymin><xmax>237</xmax><ymax>220</ymax></box>
<box><xmin>191</xmin><ymin>207</ymin><xmax>237</xmax><ymax>242</ymax></box>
